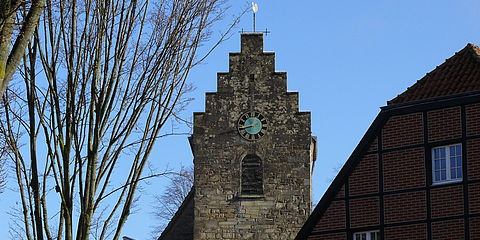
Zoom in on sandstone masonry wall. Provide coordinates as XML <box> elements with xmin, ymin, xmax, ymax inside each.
<box><xmin>192</xmin><ymin>33</ymin><xmax>313</xmax><ymax>240</ymax></box>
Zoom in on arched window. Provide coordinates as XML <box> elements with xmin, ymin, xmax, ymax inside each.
<box><xmin>241</xmin><ymin>154</ymin><xmax>263</xmax><ymax>195</ymax></box>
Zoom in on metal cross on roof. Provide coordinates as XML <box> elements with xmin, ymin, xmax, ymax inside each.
<box><xmin>238</xmin><ymin>2</ymin><xmax>271</xmax><ymax>35</ymax></box>
<box><xmin>239</xmin><ymin>28</ymin><xmax>271</xmax><ymax>36</ymax></box>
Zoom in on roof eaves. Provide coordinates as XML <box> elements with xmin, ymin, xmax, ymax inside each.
<box><xmin>382</xmin><ymin>90</ymin><xmax>480</xmax><ymax>111</ymax></box>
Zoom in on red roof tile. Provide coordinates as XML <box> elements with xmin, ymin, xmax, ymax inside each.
<box><xmin>388</xmin><ymin>43</ymin><xmax>480</xmax><ymax>105</ymax></box>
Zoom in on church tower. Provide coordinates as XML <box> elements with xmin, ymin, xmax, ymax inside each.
<box><xmin>192</xmin><ymin>33</ymin><xmax>315</xmax><ymax>240</ymax></box>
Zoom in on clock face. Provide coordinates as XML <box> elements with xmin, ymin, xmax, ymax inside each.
<box><xmin>237</xmin><ymin>111</ymin><xmax>268</xmax><ymax>140</ymax></box>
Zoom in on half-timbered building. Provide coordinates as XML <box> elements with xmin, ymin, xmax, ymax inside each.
<box><xmin>296</xmin><ymin>43</ymin><xmax>480</xmax><ymax>240</ymax></box>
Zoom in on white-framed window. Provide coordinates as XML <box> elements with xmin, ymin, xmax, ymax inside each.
<box><xmin>432</xmin><ymin>144</ymin><xmax>462</xmax><ymax>184</ymax></box>
<box><xmin>353</xmin><ymin>231</ymin><xmax>379</xmax><ymax>240</ymax></box>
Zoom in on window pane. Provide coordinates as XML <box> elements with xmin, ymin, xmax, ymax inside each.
<box><xmin>434</xmin><ymin>148</ymin><xmax>440</xmax><ymax>159</ymax></box>
<box><xmin>355</xmin><ymin>231</ymin><xmax>379</xmax><ymax>240</ymax></box>
<box><xmin>450</xmin><ymin>144</ymin><xmax>462</xmax><ymax>181</ymax></box>
<box><xmin>433</xmin><ymin>144</ymin><xmax>462</xmax><ymax>183</ymax></box>
<box><xmin>450</xmin><ymin>145</ymin><xmax>456</xmax><ymax>156</ymax></box>
<box><xmin>440</xmin><ymin>148</ymin><xmax>446</xmax><ymax>158</ymax></box>
<box><xmin>354</xmin><ymin>233</ymin><xmax>367</xmax><ymax>240</ymax></box>
<box><xmin>358</xmin><ymin>233</ymin><xmax>366</xmax><ymax>240</ymax></box>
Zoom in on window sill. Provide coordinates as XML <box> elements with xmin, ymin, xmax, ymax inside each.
<box><xmin>432</xmin><ymin>178</ymin><xmax>462</xmax><ymax>186</ymax></box>
<box><xmin>236</xmin><ymin>194</ymin><xmax>264</xmax><ymax>201</ymax></box>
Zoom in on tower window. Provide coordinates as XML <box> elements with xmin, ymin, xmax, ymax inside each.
<box><xmin>241</xmin><ymin>154</ymin><xmax>263</xmax><ymax>195</ymax></box>
<box><xmin>432</xmin><ymin>144</ymin><xmax>462</xmax><ymax>184</ymax></box>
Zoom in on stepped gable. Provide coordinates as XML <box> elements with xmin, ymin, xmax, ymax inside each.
<box><xmin>388</xmin><ymin>43</ymin><xmax>480</xmax><ymax>105</ymax></box>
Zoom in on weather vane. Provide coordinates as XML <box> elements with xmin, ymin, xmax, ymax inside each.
<box><xmin>252</xmin><ymin>2</ymin><xmax>259</xmax><ymax>32</ymax></box>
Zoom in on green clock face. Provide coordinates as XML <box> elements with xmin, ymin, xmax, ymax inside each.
<box><xmin>237</xmin><ymin>111</ymin><xmax>268</xmax><ymax>140</ymax></box>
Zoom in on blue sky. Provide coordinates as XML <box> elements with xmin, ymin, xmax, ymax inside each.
<box><xmin>1</xmin><ymin>0</ymin><xmax>480</xmax><ymax>239</ymax></box>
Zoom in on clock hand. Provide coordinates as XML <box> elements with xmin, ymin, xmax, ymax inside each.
<box><xmin>239</xmin><ymin>123</ymin><xmax>256</xmax><ymax>129</ymax></box>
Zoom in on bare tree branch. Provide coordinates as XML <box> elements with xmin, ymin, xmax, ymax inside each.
<box><xmin>1</xmin><ymin>0</ymin><xmax>241</xmax><ymax>240</ymax></box>
<box><xmin>150</xmin><ymin>166</ymin><xmax>193</xmax><ymax>237</ymax></box>
<box><xmin>0</xmin><ymin>0</ymin><xmax>46</xmax><ymax>98</ymax></box>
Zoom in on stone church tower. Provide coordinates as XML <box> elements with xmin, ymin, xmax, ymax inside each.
<box><xmin>191</xmin><ymin>33</ymin><xmax>316</xmax><ymax>240</ymax></box>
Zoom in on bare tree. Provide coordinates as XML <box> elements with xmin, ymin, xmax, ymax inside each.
<box><xmin>151</xmin><ymin>165</ymin><xmax>193</xmax><ymax>237</ymax></box>
<box><xmin>0</xmin><ymin>0</ymin><xmax>46</xmax><ymax>98</ymax></box>
<box><xmin>0</xmin><ymin>0</ymin><xmax>244</xmax><ymax>239</ymax></box>
<box><xmin>0</xmin><ymin>97</ymin><xmax>10</xmax><ymax>195</ymax></box>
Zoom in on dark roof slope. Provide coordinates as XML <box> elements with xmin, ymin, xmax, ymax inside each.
<box><xmin>388</xmin><ymin>43</ymin><xmax>480</xmax><ymax>105</ymax></box>
<box><xmin>158</xmin><ymin>187</ymin><xmax>194</xmax><ymax>240</ymax></box>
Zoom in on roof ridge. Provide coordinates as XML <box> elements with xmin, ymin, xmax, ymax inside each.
<box><xmin>388</xmin><ymin>43</ymin><xmax>480</xmax><ymax>105</ymax></box>
<box><xmin>466</xmin><ymin>43</ymin><xmax>480</xmax><ymax>63</ymax></box>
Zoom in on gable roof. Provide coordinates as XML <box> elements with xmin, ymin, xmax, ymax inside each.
<box><xmin>388</xmin><ymin>43</ymin><xmax>480</xmax><ymax>105</ymax></box>
<box><xmin>296</xmin><ymin>43</ymin><xmax>480</xmax><ymax>239</ymax></box>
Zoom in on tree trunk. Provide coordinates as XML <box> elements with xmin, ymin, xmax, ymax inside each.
<box><xmin>0</xmin><ymin>0</ymin><xmax>46</xmax><ymax>98</ymax></box>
